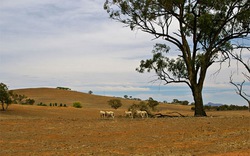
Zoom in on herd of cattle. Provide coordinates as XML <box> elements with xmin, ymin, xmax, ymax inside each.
<box><xmin>100</xmin><ymin>110</ymin><xmax>148</xmax><ymax>119</ymax></box>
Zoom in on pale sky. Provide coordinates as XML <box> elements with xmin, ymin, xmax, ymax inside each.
<box><xmin>0</xmin><ymin>0</ymin><xmax>249</xmax><ymax>106</ymax></box>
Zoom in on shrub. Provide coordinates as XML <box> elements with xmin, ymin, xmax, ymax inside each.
<box><xmin>108</xmin><ymin>99</ymin><xmax>122</xmax><ymax>109</ymax></box>
<box><xmin>147</xmin><ymin>97</ymin><xmax>159</xmax><ymax>110</ymax></box>
<box><xmin>37</xmin><ymin>102</ymin><xmax>47</xmax><ymax>106</ymax></box>
<box><xmin>73</xmin><ymin>102</ymin><xmax>82</xmax><ymax>108</ymax></box>
<box><xmin>25</xmin><ymin>98</ymin><xmax>35</xmax><ymax>105</ymax></box>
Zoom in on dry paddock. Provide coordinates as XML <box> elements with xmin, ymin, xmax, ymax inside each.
<box><xmin>0</xmin><ymin>104</ymin><xmax>250</xmax><ymax>156</ymax></box>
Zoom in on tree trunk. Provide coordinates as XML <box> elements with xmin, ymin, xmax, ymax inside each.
<box><xmin>192</xmin><ymin>87</ymin><xmax>207</xmax><ymax>117</ymax></box>
<box><xmin>248</xmin><ymin>101</ymin><xmax>250</xmax><ymax>112</ymax></box>
<box><xmin>1</xmin><ymin>103</ymin><xmax>5</xmax><ymax>111</ymax></box>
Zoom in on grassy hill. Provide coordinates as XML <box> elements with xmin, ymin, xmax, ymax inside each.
<box><xmin>12</xmin><ymin>88</ymin><xmax>144</xmax><ymax>109</ymax></box>
<box><xmin>12</xmin><ymin>87</ymin><xmax>193</xmax><ymax>115</ymax></box>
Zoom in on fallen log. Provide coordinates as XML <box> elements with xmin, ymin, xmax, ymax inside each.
<box><xmin>154</xmin><ymin>112</ymin><xmax>186</xmax><ymax>118</ymax></box>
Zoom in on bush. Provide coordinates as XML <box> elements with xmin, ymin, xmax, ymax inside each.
<box><xmin>25</xmin><ymin>98</ymin><xmax>35</xmax><ymax>105</ymax></box>
<box><xmin>73</xmin><ymin>102</ymin><xmax>82</xmax><ymax>108</ymax></box>
<box><xmin>108</xmin><ymin>99</ymin><xmax>122</xmax><ymax>109</ymax></box>
<box><xmin>37</xmin><ymin>102</ymin><xmax>47</xmax><ymax>106</ymax></box>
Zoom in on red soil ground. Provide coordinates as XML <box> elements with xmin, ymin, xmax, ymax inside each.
<box><xmin>1</xmin><ymin>104</ymin><xmax>250</xmax><ymax>156</ymax></box>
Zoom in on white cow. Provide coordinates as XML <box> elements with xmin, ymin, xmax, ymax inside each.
<box><xmin>105</xmin><ymin>111</ymin><xmax>115</xmax><ymax>119</ymax></box>
<box><xmin>136</xmin><ymin>110</ymin><xmax>148</xmax><ymax>118</ymax></box>
<box><xmin>125</xmin><ymin>111</ymin><xmax>133</xmax><ymax>118</ymax></box>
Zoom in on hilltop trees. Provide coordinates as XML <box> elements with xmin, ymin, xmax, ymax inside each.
<box><xmin>0</xmin><ymin>83</ymin><xmax>12</xmax><ymax>111</ymax></box>
<box><xmin>104</xmin><ymin>0</ymin><xmax>250</xmax><ymax>116</ymax></box>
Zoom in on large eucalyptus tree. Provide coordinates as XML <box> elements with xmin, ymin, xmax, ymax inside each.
<box><xmin>104</xmin><ymin>0</ymin><xmax>250</xmax><ymax>116</ymax></box>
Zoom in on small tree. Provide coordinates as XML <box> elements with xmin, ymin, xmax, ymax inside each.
<box><xmin>88</xmin><ymin>90</ymin><xmax>93</xmax><ymax>94</ymax></box>
<box><xmin>172</xmin><ymin>99</ymin><xmax>180</xmax><ymax>104</ymax></box>
<box><xmin>147</xmin><ymin>97</ymin><xmax>159</xmax><ymax>111</ymax></box>
<box><xmin>0</xmin><ymin>83</ymin><xmax>12</xmax><ymax>111</ymax></box>
<box><xmin>108</xmin><ymin>99</ymin><xmax>122</xmax><ymax>109</ymax></box>
<box><xmin>181</xmin><ymin>100</ymin><xmax>189</xmax><ymax>105</ymax></box>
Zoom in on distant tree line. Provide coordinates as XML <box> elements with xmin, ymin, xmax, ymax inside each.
<box><xmin>191</xmin><ymin>105</ymin><xmax>249</xmax><ymax>111</ymax></box>
<box><xmin>171</xmin><ymin>99</ymin><xmax>190</xmax><ymax>105</ymax></box>
<box><xmin>124</xmin><ymin>95</ymin><xmax>141</xmax><ymax>101</ymax></box>
<box><xmin>56</xmin><ymin>87</ymin><xmax>71</xmax><ymax>91</ymax></box>
<box><xmin>36</xmin><ymin>102</ymin><xmax>68</xmax><ymax>107</ymax></box>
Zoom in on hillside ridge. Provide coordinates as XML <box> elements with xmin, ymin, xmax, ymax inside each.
<box><xmin>12</xmin><ymin>87</ymin><xmax>139</xmax><ymax>109</ymax></box>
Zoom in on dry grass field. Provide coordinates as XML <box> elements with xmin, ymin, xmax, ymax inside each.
<box><xmin>0</xmin><ymin>88</ymin><xmax>250</xmax><ymax>156</ymax></box>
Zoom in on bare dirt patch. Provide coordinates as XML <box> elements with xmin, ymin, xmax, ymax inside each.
<box><xmin>1</xmin><ymin>104</ymin><xmax>250</xmax><ymax>156</ymax></box>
